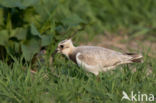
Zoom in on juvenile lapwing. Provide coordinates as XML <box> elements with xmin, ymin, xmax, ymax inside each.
<box><xmin>56</xmin><ymin>39</ymin><xmax>143</xmax><ymax>75</ymax></box>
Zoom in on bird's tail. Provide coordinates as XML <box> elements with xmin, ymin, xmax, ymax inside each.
<box><xmin>125</xmin><ymin>53</ymin><xmax>143</xmax><ymax>63</ymax></box>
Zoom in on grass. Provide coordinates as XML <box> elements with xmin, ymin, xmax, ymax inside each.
<box><xmin>0</xmin><ymin>50</ymin><xmax>155</xmax><ymax>103</ymax></box>
<box><xmin>0</xmin><ymin>0</ymin><xmax>156</xmax><ymax>102</ymax></box>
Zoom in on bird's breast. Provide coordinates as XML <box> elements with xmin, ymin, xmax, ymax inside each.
<box><xmin>69</xmin><ymin>52</ymin><xmax>77</xmax><ymax>64</ymax></box>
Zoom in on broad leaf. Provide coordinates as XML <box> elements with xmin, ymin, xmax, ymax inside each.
<box><xmin>30</xmin><ymin>24</ymin><xmax>41</xmax><ymax>36</ymax></box>
<box><xmin>0</xmin><ymin>8</ymin><xmax>4</xmax><ymax>26</ymax></box>
<box><xmin>0</xmin><ymin>0</ymin><xmax>39</xmax><ymax>9</ymax></box>
<box><xmin>0</xmin><ymin>30</ymin><xmax>9</xmax><ymax>46</ymax></box>
<box><xmin>22</xmin><ymin>0</ymin><xmax>39</xmax><ymax>8</ymax></box>
<box><xmin>22</xmin><ymin>37</ymin><xmax>41</xmax><ymax>61</ymax></box>
<box><xmin>11</xmin><ymin>28</ymin><xmax>27</xmax><ymax>40</ymax></box>
<box><xmin>41</xmin><ymin>34</ymin><xmax>52</xmax><ymax>46</ymax></box>
<box><xmin>23</xmin><ymin>8</ymin><xmax>40</xmax><ymax>26</ymax></box>
<box><xmin>34</xmin><ymin>0</ymin><xmax>57</xmax><ymax>23</ymax></box>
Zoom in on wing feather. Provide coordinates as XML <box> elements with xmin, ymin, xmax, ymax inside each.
<box><xmin>75</xmin><ymin>46</ymin><xmax>131</xmax><ymax>67</ymax></box>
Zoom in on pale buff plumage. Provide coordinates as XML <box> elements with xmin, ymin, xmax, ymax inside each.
<box><xmin>56</xmin><ymin>39</ymin><xmax>143</xmax><ymax>75</ymax></box>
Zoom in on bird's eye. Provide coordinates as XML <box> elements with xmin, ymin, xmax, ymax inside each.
<box><xmin>60</xmin><ymin>45</ymin><xmax>64</xmax><ymax>48</ymax></box>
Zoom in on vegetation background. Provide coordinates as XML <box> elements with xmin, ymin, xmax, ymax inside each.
<box><xmin>0</xmin><ymin>0</ymin><xmax>155</xmax><ymax>103</ymax></box>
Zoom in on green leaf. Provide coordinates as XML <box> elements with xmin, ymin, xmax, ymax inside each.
<box><xmin>23</xmin><ymin>8</ymin><xmax>40</xmax><ymax>26</ymax></box>
<box><xmin>0</xmin><ymin>0</ymin><xmax>39</xmax><ymax>9</ymax></box>
<box><xmin>41</xmin><ymin>34</ymin><xmax>52</xmax><ymax>46</ymax></box>
<box><xmin>0</xmin><ymin>8</ymin><xmax>4</xmax><ymax>26</ymax></box>
<box><xmin>55</xmin><ymin>25</ymin><xmax>66</xmax><ymax>34</ymax></box>
<box><xmin>61</xmin><ymin>15</ymin><xmax>85</xmax><ymax>27</ymax></box>
<box><xmin>11</xmin><ymin>28</ymin><xmax>27</xmax><ymax>40</ymax></box>
<box><xmin>34</xmin><ymin>0</ymin><xmax>57</xmax><ymax>22</ymax></box>
<box><xmin>22</xmin><ymin>37</ymin><xmax>41</xmax><ymax>61</ymax></box>
<box><xmin>0</xmin><ymin>0</ymin><xmax>23</xmax><ymax>9</ymax></box>
<box><xmin>0</xmin><ymin>30</ymin><xmax>9</xmax><ymax>46</ymax></box>
<box><xmin>22</xmin><ymin>0</ymin><xmax>39</xmax><ymax>8</ymax></box>
<box><xmin>30</xmin><ymin>24</ymin><xmax>41</xmax><ymax>36</ymax></box>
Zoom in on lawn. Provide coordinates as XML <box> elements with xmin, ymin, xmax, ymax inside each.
<box><xmin>0</xmin><ymin>0</ymin><xmax>156</xmax><ymax>103</ymax></box>
<box><xmin>0</xmin><ymin>38</ymin><xmax>155</xmax><ymax>103</ymax></box>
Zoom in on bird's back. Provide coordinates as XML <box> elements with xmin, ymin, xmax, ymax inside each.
<box><xmin>76</xmin><ymin>46</ymin><xmax>122</xmax><ymax>55</ymax></box>
<box><xmin>74</xmin><ymin>46</ymin><xmax>132</xmax><ymax>67</ymax></box>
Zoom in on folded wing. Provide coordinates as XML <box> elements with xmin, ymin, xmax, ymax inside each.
<box><xmin>76</xmin><ymin>46</ymin><xmax>132</xmax><ymax>67</ymax></box>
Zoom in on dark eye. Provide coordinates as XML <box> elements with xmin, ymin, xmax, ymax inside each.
<box><xmin>60</xmin><ymin>45</ymin><xmax>64</xmax><ymax>48</ymax></box>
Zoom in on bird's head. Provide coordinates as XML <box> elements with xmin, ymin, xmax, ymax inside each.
<box><xmin>56</xmin><ymin>39</ymin><xmax>75</xmax><ymax>57</ymax></box>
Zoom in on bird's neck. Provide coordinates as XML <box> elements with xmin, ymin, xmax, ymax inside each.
<box><xmin>65</xmin><ymin>45</ymin><xmax>75</xmax><ymax>57</ymax></box>
<box><xmin>69</xmin><ymin>45</ymin><xmax>76</xmax><ymax>54</ymax></box>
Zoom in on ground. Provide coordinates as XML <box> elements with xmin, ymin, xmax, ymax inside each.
<box><xmin>0</xmin><ymin>34</ymin><xmax>155</xmax><ymax>103</ymax></box>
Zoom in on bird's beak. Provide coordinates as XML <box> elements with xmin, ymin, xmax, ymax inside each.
<box><xmin>56</xmin><ymin>48</ymin><xmax>60</xmax><ymax>53</ymax></box>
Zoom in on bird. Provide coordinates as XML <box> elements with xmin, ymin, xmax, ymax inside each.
<box><xmin>55</xmin><ymin>39</ymin><xmax>143</xmax><ymax>75</ymax></box>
